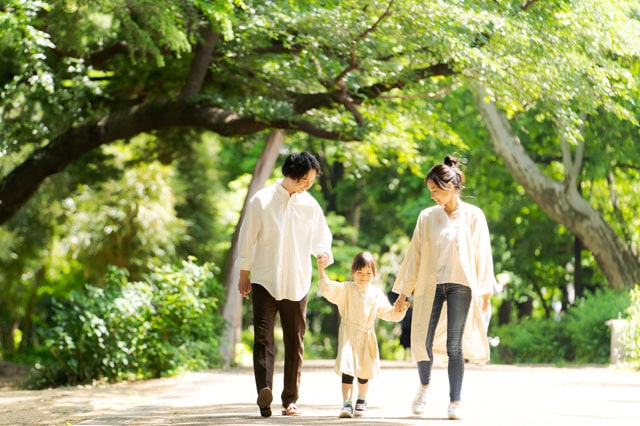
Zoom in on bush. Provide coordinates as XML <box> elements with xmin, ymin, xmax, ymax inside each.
<box><xmin>492</xmin><ymin>317</ymin><xmax>567</xmax><ymax>364</ymax></box>
<box><xmin>492</xmin><ymin>287</ymin><xmax>630</xmax><ymax>365</ymax></box>
<box><xmin>29</xmin><ymin>258</ymin><xmax>225</xmax><ymax>388</ymax></box>
<box><xmin>622</xmin><ymin>285</ymin><xmax>640</xmax><ymax>369</ymax></box>
<box><xmin>562</xmin><ymin>288</ymin><xmax>630</xmax><ymax>363</ymax></box>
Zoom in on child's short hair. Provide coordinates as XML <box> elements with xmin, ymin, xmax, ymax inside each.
<box><xmin>351</xmin><ymin>251</ymin><xmax>377</xmax><ymax>276</ymax></box>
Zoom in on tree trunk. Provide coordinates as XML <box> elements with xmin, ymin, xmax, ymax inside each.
<box><xmin>470</xmin><ymin>81</ymin><xmax>640</xmax><ymax>289</ymax></box>
<box><xmin>219</xmin><ymin>130</ymin><xmax>285</xmax><ymax>366</ymax></box>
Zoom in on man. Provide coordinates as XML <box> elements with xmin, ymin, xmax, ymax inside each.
<box><xmin>236</xmin><ymin>151</ymin><xmax>333</xmax><ymax>417</ymax></box>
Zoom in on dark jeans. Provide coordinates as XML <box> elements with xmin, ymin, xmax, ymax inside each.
<box><xmin>251</xmin><ymin>283</ymin><xmax>307</xmax><ymax>407</ymax></box>
<box><xmin>417</xmin><ymin>283</ymin><xmax>472</xmax><ymax>402</ymax></box>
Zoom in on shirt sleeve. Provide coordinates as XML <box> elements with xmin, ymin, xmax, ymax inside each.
<box><xmin>312</xmin><ymin>205</ymin><xmax>334</xmax><ymax>264</ymax></box>
<box><xmin>375</xmin><ymin>288</ymin><xmax>407</xmax><ymax>322</ymax></box>
<box><xmin>235</xmin><ymin>196</ymin><xmax>260</xmax><ymax>271</ymax></box>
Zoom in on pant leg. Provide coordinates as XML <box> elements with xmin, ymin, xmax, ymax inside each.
<box><xmin>417</xmin><ymin>284</ymin><xmax>446</xmax><ymax>386</ymax></box>
<box><xmin>444</xmin><ymin>283</ymin><xmax>472</xmax><ymax>402</ymax></box>
<box><xmin>277</xmin><ymin>294</ymin><xmax>308</xmax><ymax>407</ymax></box>
<box><xmin>251</xmin><ymin>284</ymin><xmax>278</xmax><ymax>393</ymax></box>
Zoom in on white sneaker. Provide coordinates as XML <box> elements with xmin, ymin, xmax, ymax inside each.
<box><xmin>412</xmin><ymin>386</ymin><xmax>429</xmax><ymax>415</ymax></box>
<box><xmin>448</xmin><ymin>403</ymin><xmax>462</xmax><ymax>419</ymax></box>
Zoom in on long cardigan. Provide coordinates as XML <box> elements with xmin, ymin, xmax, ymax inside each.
<box><xmin>392</xmin><ymin>201</ymin><xmax>496</xmax><ymax>363</ymax></box>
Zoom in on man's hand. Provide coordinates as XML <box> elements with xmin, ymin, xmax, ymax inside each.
<box><xmin>238</xmin><ymin>270</ymin><xmax>251</xmax><ymax>300</ymax></box>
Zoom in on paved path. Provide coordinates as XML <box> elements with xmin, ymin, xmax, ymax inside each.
<box><xmin>67</xmin><ymin>360</ymin><xmax>639</xmax><ymax>426</ymax></box>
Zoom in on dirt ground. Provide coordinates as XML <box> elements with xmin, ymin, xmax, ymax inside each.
<box><xmin>0</xmin><ymin>361</ymin><xmax>180</xmax><ymax>426</ymax></box>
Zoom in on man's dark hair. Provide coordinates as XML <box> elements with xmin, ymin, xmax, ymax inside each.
<box><xmin>281</xmin><ymin>152</ymin><xmax>322</xmax><ymax>180</ymax></box>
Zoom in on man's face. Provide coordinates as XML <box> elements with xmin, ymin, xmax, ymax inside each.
<box><xmin>294</xmin><ymin>170</ymin><xmax>317</xmax><ymax>193</ymax></box>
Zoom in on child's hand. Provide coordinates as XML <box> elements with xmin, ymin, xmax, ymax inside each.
<box><xmin>317</xmin><ymin>253</ymin><xmax>330</xmax><ymax>269</ymax></box>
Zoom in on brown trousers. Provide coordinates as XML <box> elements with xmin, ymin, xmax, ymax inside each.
<box><xmin>251</xmin><ymin>284</ymin><xmax>307</xmax><ymax>407</ymax></box>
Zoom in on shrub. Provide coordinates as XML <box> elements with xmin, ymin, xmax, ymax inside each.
<box><xmin>492</xmin><ymin>317</ymin><xmax>567</xmax><ymax>364</ymax></box>
<box><xmin>562</xmin><ymin>288</ymin><xmax>630</xmax><ymax>364</ymax></box>
<box><xmin>29</xmin><ymin>258</ymin><xmax>225</xmax><ymax>388</ymax></box>
<box><xmin>622</xmin><ymin>285</ymin><xmax>640</xmax><ymax>369</ymax></box>
<box><xmin>492</xmin><ymin>287</ymin><xmax>630</xmax><ymax>365</ymax></box>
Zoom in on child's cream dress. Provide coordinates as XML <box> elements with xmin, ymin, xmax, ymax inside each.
<box><xmin>319</xmin><ymin>278</ymin><xmax>407</xmax><ymax>379</ymax></box>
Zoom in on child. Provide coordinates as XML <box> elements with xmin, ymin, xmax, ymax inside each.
<box><xmin>317</xmin><ymin>251</ymin><xmax>409</xmax><ymax>418</ymax></box>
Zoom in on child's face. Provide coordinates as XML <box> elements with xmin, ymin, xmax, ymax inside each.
<box><xmin>353</xmin><ymin>265</ymin><xmax>374</xmax><ymax>287</ymax></box>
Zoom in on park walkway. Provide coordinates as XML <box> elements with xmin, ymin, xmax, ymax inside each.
<box><xmin>1</xmin><ymin>360</ymin><xmax>639</xmax><ymax>425</ymax></box>
<box><xmin>76</xmin><ymin>360</ymin><xmax>640</xmax><ymax>425</ymax></box>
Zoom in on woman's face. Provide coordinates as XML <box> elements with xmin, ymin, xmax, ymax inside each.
<box><xmin>426</xmin><ymin>179</ymin><xmax>455</xmax><ymax>206</ymax></box>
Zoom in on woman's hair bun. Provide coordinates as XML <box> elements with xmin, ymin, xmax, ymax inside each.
<box><xmin>444</xmin><ymin>155</ymin><xmax>458</xmax><ymax>168</ymax></box>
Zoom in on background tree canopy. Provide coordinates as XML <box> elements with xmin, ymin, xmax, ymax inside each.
<box><xmin>1</xmin><ymin>0</ymin><xmax>639</xmax><ymax>376</ymax></box>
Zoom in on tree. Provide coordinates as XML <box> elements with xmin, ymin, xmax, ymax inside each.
<box><xmin>1</xmin><ymin>0</ymin><xmax>639</xmax><ymax>289</ymax></box>
<box><xmin>220</xmin><ymin>130</ymin><xmax>284</xmax><ymax>365</ymax></box>
<box><xmin>472</xmin><ymin>81</ymin><xmax>640</xmax><ymax>288</ymax></box>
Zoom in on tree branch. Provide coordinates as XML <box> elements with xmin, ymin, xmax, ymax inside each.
<box><xmin>0</xmin><ymin>99</ymin><xmax>355</xmax><ymax>225</ymax></box>
<box><xmin>180</xmin><ymin>27</ymin><xmax>220</xmax><ymax>99</ymax></box>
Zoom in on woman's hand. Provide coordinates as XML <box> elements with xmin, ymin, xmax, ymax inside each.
<box><xmin>481</xmin><ymin>294</ymin><xmax>491</xmax><ymax>313</ymax></box>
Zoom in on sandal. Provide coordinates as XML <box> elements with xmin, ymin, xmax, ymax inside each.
<box><xmin>281</xmin><ymin>403</ymin><xmax>302</xmax><ymax>416</ymax></box>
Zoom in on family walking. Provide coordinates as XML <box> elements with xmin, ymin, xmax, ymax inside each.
<box><xmin>236</xmin><ymin>152</ymin><xmax>496</xmax><ymax>420</ymax></box>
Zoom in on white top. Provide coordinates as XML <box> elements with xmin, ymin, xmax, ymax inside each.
<box><xmin>436</xmin><ymin>208</ymin><xmax>469</xmax><ymax>286</ymax></box>
<box><xmin>236</xmin><ymin>180</ymin><xmax>333</xmax><ymax>301</ymax></box>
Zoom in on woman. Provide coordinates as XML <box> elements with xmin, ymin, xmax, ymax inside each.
<box><xmin>392</xmin><ymin>155</ymin><xmax>496</xmax><ymax>420</ymax></box>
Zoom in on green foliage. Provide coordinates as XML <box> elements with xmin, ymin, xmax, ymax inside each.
<box><xmin>1</xmin><ymin>0</ymin><xmax>640</xmax><ymax>373</ymax></box>
<box><xmin>59</xmin><ymin>145</ymin><xmax>187</xmax><ymax>283</ymax></box>
<box><xmin>622</xmin><ymin>285</ymin><xmax>640</xmax><ymax>369</ymax></box>
<box><xmin>492</xmin><ymin>288</ymin><xmax>631</xmax><ymax>364</ymax></box>
<box><xmin>491</xmin><ymin>317</ymin><xmax>567</xmax><ymax>364</ymax></box>
<box><xmin>29</xmin><ymin>259</ymin><xmax>225</xmax><ymax>388</ymax></box>
<box><xmin>563</xmin><ymin>288</ymin><xmax>630</xmax><ymax>363</ymax></box>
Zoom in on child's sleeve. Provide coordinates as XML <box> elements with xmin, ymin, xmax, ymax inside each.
<box><xmin>319</xmin><ymin>277</ymin><xmax>345</xmax><ymax>305</ymax></box>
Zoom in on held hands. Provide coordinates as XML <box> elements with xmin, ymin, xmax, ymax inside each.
<box><xmin>316</xmin><ymin>252</ymin><xmax>331</xmax><ymax>280</ymax></box>
<box><xmin>394</xmin><ymin>294</ymin><xmax>410</xmax><ymax>312</ymax></box>
<box><xmin>317</xmin><ymin>252</ymin><xmax>330</xmax><ymax>269</ymax></box>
